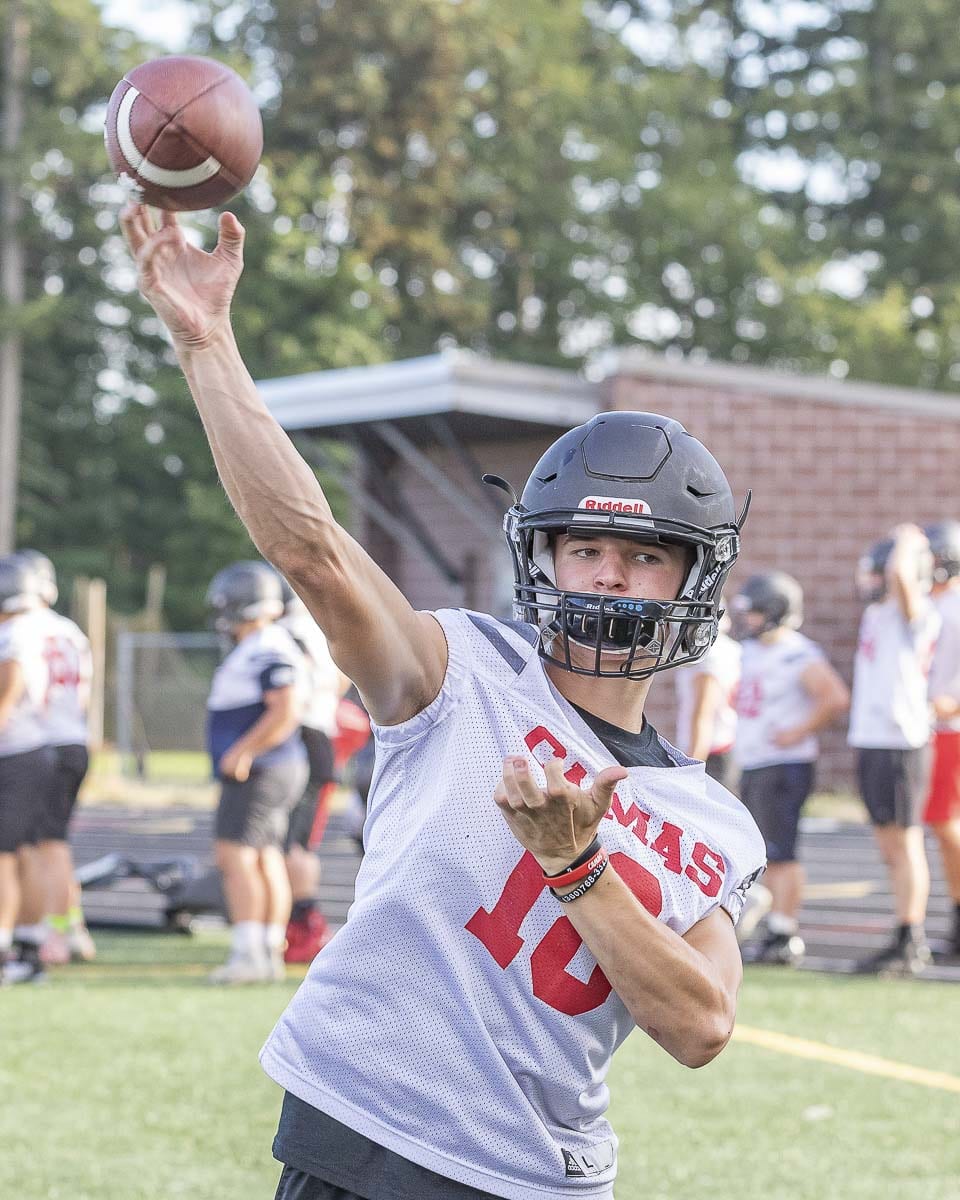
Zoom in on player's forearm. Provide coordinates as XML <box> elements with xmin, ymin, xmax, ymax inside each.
<box><xmin>558</xmin><ymin>869</ymin><xmax>735</xmax><ymax>1068</ymax></box>
<box><xmin>176</xmin><ymin>327</ymin><xmax>338</xmax><ymax>567</ymax></box>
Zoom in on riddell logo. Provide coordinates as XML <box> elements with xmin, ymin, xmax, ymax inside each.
<box><xmin>579</xmin><ymin>495</ymin><xmax>651</xmax><ymax>515</ymax></box>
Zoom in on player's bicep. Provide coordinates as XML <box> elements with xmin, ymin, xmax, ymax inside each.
<box><xmin>281</xmin><ymin>527</ymin><xmax>448</xmax><ymax>726</ymax></box>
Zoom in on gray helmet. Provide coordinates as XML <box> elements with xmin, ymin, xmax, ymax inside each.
<box><xmin>0</xmin><ymin>555</ymin><xmax>43</xmax><ymax>614</ymax></box>
<box><xmin>733</xmin><ymin>571</ymin><xmax>803</xmax><ymax>635</ymax></box>
<box><xmin>205</xmin><ymin>561</ymin><xmax>284</xmax><ymax>630</ymax></box>
<box><xmin>491</xmin><ymin>411</ymin><xmax>748</xmax><ymax>679</ymax></box>
<box><xmin>924</xmin><ymin>521</ymin><xmax>960</xmax><ymax>582</ymax></box>
<box><xmin>13</xmin><ymin>548</ymin><xmax>57</xmax><ymax>605</ymax></box>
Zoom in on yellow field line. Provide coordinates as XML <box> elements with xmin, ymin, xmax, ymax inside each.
<box><xmin>734</xmin><ymin>1025</ymin><xmax>960</xmax><ymax>1094</ymax></box>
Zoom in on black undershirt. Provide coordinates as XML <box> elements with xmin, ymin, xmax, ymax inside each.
<box><xmin>568</xmin><ymin>704</ymin><xmax>678</xmax><ymax>768</ymax></box>
<box><xmin>275</xmin><ymin>713</ymin><xmax>674</xmax><ymax>1194</ymax></box>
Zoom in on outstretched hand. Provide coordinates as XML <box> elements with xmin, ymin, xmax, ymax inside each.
<box><xmin>495</xmin><ymin>756</ymin><xmax>627</xmax><ymax>875</ymax></box>
<box><xmin>119</xmin><ymin>205</ymin><xmax>245</xmax><ymax>350</ymax></box>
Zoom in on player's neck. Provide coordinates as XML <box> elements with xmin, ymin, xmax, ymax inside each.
<box><xmin>545</xmin><ymin>661</ymin><xmax>652</xmax><ymax>734</ymax></box>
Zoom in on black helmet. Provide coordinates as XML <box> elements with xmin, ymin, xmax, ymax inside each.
<box><xmin>733</xmin><ymin>571</ymin><xmax>803</xmax><ymax>636</ymax></box>
<box><xmin>924</xmin><ymin>521</ymin><xmax>960</xmax><ymax>582</ymax></box>
<box><xmin>13</xmin><ymin>549</ymin><xmax>57</xmax><ymax>605</ymax></box>
<box><xmin>492</xmin><ymin>411</ymin><xmax>748</xmax><ymax>679</ymax></box>
<box><xmin>205</xmin><ymin>561</ymin><xmax>284</xmax><ymax>630</ymax></box>
<box><xmin>0</xmin><ymin>555</ymin><xmax>43</xmax><ymax>615</ymax></box>
<box><xmin>856</xmin><ymin>536</ymin><xmax>933</xmax><ymax>603</ymax></box>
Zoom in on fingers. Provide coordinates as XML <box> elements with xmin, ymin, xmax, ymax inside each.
<box><xmin>592</xmin><ymin>764</ymin><xmax>628</xmax><ymax>807</ymax></box>
<box><xmin>119</xmin><ymin>203</ymin><xmax>150</xmax><ymax>253</ymax></box>
<box><xmin>496</xmin><ymin>756</ymin><xmax>546</xmax><ymax>811</ymax></box>
<box><xmin>215</xmin><ymin>211</ymin><xmax>246</xmax><ymax>263</ymax></box>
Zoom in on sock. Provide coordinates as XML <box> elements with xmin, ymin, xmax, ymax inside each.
<box><xmin>0</xmin><ymin>928</ymin><xmax>11</xmax><ymax>953</ymax></box>
<box><xmin>67</xmin><ymin>905</ymin><xmax>85</xmax><ymax>929</ymax></box>
<box><xmin>265</xmin><ymin>923</ymin><xmax>288</xmax><ymax>955</ymax></box>
<box><xmin>766</xmin><ymin>912</ymin><xmax>798</xmax><ymax>936</ymax></box>
<box><xmin>13</xmin><ymin>923</ymin><xmax>46</xmax><ymax>945</ymax></box>
<box><xmin>231</xmin><ymin>921</ymin><xmax>265</xmax><ymax>958</ymax></box>
<box><xmin>291</xmin><ymin>898</ymin><xmax>320</xmax><ymax>922</ymax></box>
<box><xmin>47</xmin><ymin>913</ymin><xmax>70</xmax><ymax>934</ymax></box>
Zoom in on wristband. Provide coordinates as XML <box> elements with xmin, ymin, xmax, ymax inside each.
<box><xmin>542</xmin><ymin>836</ymin><xmax>603</xmax><ymax>888</ymax></box>
<box><xmin>552</xmin><ymin>852</ymin><xmax>609</xmax><ymax>902</ymax></box>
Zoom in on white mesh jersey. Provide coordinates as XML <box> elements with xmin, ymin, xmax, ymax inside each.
<box><xmin>849</xmin><ymin>599</ymin><xmax>940</xmax><ymax>750</ymax></box>
<box><xmin>674</xmin><ymin>631</ymin><xmax>741</xmax><ymax>757</ymax></box>
<box><xmin>260</xmin><ymin>609</ymin><xmax>766</xmax><ymax>1200</ymax></box>
<box><xmin>0</xmin><ymin>611</ymin><xmax>51</xmax><ymax>757</ymax></box>
<box><xmin>278</xmin><ymin>611</ymin><xmax>341</xmax><ymax>735</ymax></box>
<box><xmin>30</xmin><ymin>608</ymin><xmax>92</xmax><ymax>747</ymax></box>
<box><xmin>734</xmin><ymin>631</ymin><xmax>826</xmax><ymax>769</ymax></box>
<box><xmin>928</xmin><ymin>589</ymin><xmax>960</xmax><ymax>733</ymax></box>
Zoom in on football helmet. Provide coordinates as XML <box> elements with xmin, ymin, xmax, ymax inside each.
<box><xmin>924</xmin><ymin>521</ymin><xmax>960</xmax><ymax>583</ymax></box>
<box><xmin>732</xmin><ymin>571</ymin><xmax>804</xmax><ymax>637</ymax></box>
<box><xmin>12</xmin><ymin>549</ymin><xmax>57</xmax><ymax>606</ymax></box>
<box><xmin>856</xmin><ymin>536</ymin><xmax>933</xmax><ymax>603</ymax></box>
<box><xmin>0</xmin><ymin>555</ymin><xmax>43</xmax><ymax>614</ymax></box>
<box><xmin>491</xmin><ymin>411</ymin><xmax>747</xmax><ymax>679</ymax></box>
<box><xmin>205</xmin><ymin>561</ymin><xmax>284</xmax><ymax>631</ymax></box>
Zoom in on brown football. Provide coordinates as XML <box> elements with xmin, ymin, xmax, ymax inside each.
<box><xmin>104</xmin><ymin>56</ymin><xmax>263</xmax><ymax>211</ymax></box>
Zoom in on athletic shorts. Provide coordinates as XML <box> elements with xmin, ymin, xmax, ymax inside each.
<box><xmin>923</xmin><ymin>730</ymin><xmax>960</xmax><ymax>825</ymax></box>
<box><xmin>706</xmin><ymin>751</ymin><xmax>740</xmax><ymax>796</ymax></box>
<box><xmin>0</xmin><ymin>746</ymin><xmax>57</xmax><ymax>853</ymax></box>
<box><xmin>35</xmin><ymin>743</ymin><xmax>89</xmax><ymax>842</ymax></box>
<box><xmin>284</xmin><ymin>728</ymin><xmax>336</xmax><ymax>852</ymax></box>
<box><xmin>739</xmin><ymin>761</ymin><xmax>814</xmax><ymax>863</ymax></box>
<box><xmin>858</xmin><ymin>745</ymin><xmax>931</xmax><ymax>828</ymax></box>
<box><xmin>215</xmin><ymin>758</ymin><xmax>309</xmax><ymax>850</ymax></box>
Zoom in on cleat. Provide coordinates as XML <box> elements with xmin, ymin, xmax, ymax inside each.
<box><xmin>284</xmin><ymin>909</ymin><xmax>332</xmax><ymax>964</ymax></box>
<box><xmin>208</xmin><ymin>953</ymin><xmax>272</xmax><ymax>985</ymax></box>
<box><xmin>4</xmin><ymin>941</ymin><xmax>48</xmax><ymax>984</ymax></box>
<box><xmin>855</xmin><ymin>937</ymin><xmax>931</xmax><ymax>978</ymax></box>
<box><xmin>67</xmin><ymin>925</ymin><xmax>97</xmax><ymax>963</ymax></box>
<box><xmin>39</xmin><ymin>931</ymin><xmax>71</xmax><ymax>966</ymax></box>
<box><xmin>742</xmin><ymin>930</ymin><xmax>805</xmax><ymax>967</ymax></box>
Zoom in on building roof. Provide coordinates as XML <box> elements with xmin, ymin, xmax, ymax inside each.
<box><xmin>259</xmin><ymin>350</ymin><xmax>602</xmax><ymax>442</ymax></box>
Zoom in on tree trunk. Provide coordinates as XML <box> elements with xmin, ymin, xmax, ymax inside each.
<box><xmin>0</xmin><ymin>0</ymin><xmax>28</xmax><ymax>553</ymax></box>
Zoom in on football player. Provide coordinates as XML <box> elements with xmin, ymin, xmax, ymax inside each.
<box><xmin>205</xmin><ymin>562</ymin><xmax>308</xmax><ymax>984</ymax></box>
<box><xmin>12</xmin><ymin>549</ymin><xmax>96</xmax><ymax>964</ymax></box>
<box><xmin>0</xmin><ymin>556</ymin><xmax>57</xmax><ymax>983</ymax></box>
<box><xmin>276</xmin><ymin>576</ymin><xmax>348</xmax><ymax>962</ymax></box>
<box><xmin>921</xmin><ymin>521</ymin><xmax>960</xmax><ymax>958</ymax></box>
<box><xmin>121</xmin><ymin>203</ymin><xmax>766</xmax><ymax>1200</ymax></box>
<box><xmin>731</xmin><ymin>572</ymin><xmax>849</xmax><ymax>966</ymax></box>
<box><xmin>849</xmin><ymin>525</ymin><xmax>940</xmax><ymax>975</ymax></box>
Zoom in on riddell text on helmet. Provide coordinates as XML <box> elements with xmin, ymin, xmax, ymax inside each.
<box><xmin>578</xmin><ymin>496</ymin><xmax>651</xmax><ymax>515</ymax></box>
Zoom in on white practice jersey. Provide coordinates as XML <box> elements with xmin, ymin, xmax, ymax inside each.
<box><xmin>734</xmin><ymin>631</ymin><xmax>826</xmax><ymax>770</ymax></box>
<box><xmin>278</xmin><ymin>610</ymin><xmax>341</xmax><ymax>735</ymax></box>
<box><xmin>848</xmin><ymin>598</ymin><xmax>940</xmax><ymax>750</ymax></box>
<box><xmin>674</xmin><ymin>631</ymin><xmax>741</xmax><ymax>757</ymax></box>
<box><xmin>261</xmin><ymin>609</ymin><xmax>766</xmax><ymax>1200</ymax></box>
<box><xmin>928</xmin><ymin>589</ymin><xmax>960</xmax><ymax>733</ymax></box>
<box><xmin>0</xmin><ymin>611</ymin><xmax>51</xmax><ymax>757</ymax></box>
<box><xmin>31</xmin><ymin>608</ymin><xmax>92</xmax><ymax>747</ymax></box>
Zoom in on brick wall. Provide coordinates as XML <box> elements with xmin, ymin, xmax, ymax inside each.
<box><xmin>611</xmin><ymin>364</ymin><xmax>960</xmax><ymax>789</ymax></box>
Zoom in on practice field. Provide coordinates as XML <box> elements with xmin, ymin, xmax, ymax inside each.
<box><xmin>5</xmin><ymin>933</ymin><xmax>958</xmax><ymax>1200</ymax></box>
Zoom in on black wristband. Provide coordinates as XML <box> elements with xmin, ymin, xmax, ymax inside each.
<box><xmin>543</xmin><ymin>835</ymin><xmax>602</xmax><ymax>880</ymax></box>
<box><xmin>552</xmin><ymin>853</ymin><xmax>609</xmax><ymax>902</ymax></box>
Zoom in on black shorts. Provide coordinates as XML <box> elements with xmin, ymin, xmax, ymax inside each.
<box><xmin>284</xmin><ymin>728</ymin><xmax>336</xmax><ymax>852</ymax></box>
<box><xmin>0</xmin><ymin>746</ymin><xmax>57</xmax><ymax>853</ymax></box>
<box><xmin>36</xmin><ymin>743</ymin><xmax>89</xmax><ymax>842</ymax></box>
<box><xmin>215</xmin><ymin>758</ymin><xmax>309</xmax><ymax>849</ymax></box>
<box><xmin>740</xmin><ymin>761</ymin><xmax>815</xmax><ymax>863</ymax></box>
<box><xmin>705</xmin><ymin>751</ymin><xmax>739</xmax><ymax>795</ymax></box>
<box><xmin>274</xmin><ymin>1167</ymin><xmax>503</xmax><ymax>1200</ymax></box>
<box><xmin>857</xmin><ymin>746</ymin><xmax>931</xmax><ymax>828</ymax></box>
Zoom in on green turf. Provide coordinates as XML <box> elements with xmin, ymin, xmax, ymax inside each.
<box><xmin>4</xmin><ymin>932</ymin><xmax>959</xmax><ymax>1199</ymax></box>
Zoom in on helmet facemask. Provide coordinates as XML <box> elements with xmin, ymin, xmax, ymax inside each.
<box><xmin>505</xmin><ymin>507</ymin><xmax>740</xmax><ymax>680</ymax></box>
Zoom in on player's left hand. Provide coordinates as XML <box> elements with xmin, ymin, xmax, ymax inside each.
<box><xmin>495</xmin><ymin>756</ymin><xmax>628</xmax><ymax>875</ymax></box>
<box><xmin>219</xmin><ymin>745</ymin><xmax>253</xmax><ymax>782</ymax></box>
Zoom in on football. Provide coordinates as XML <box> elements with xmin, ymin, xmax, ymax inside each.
<box><xmin>104</xmin><ymin>56</ymin><xmax>263</xmax><ymax>212</ymax></box>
